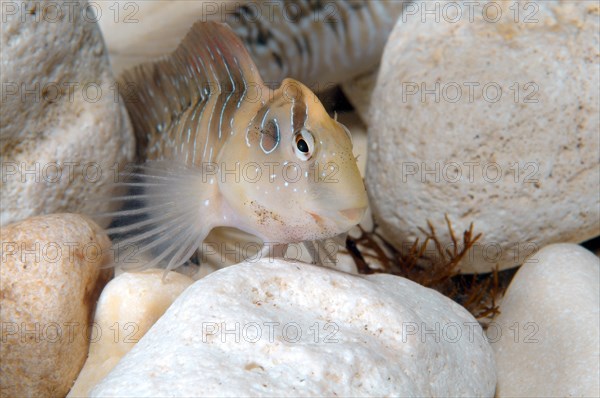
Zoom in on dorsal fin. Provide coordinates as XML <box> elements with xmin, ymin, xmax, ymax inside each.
<box><xmin>119</xmin><ymin>21</ymin><xmax>265</xmax><ymax>160</ymax></box>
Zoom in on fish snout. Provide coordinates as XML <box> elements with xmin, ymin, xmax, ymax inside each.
<box><xmin>338</xmin><ymin>206</ymin><xmax>367</xmax><ymax>225</ymax></box>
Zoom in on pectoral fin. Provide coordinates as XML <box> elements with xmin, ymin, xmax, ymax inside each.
<box><xmin>94</xmin><ymin>161</ymin><xmax>210</xmax><ymax>272</ymax></box>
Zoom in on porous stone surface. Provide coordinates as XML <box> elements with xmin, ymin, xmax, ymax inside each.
<box><xmin>0</xmin><ymin>0</ymin><xmax>135</xmax><ymax>227</ymax></box>
<box><xmin>367</xmin><ymin>0</ymin><xmax>600</xmax><ymax>273</ymax></box>
<box><xmin>91</xmin><ymin>259</ymin><xmax>496</xmax><ymax>397</ymax></box>
<box><xmin>68</xmin><ymin>269</ymin><xmax>194</xmax><ymax>397</ymax></box>
<box><xmin>0</xmin><ymin>213</ymin><xmax>113</xmax><ymax>398</ymax></box>
<box><xmin>489</xmin><ymin>243</ymin><xmax>600</xmax><ymax>397</ymax></box>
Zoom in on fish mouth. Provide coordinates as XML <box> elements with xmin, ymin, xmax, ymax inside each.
<box><xmin>338</xmin><ymin>206</ymin><xmax>367</xmax><ymax>224</ymax></box>
<box><xmin>307</xmin><ymin>206</ymin><xmax>366</xmax><ymax>228</ymax></box>
<box><xmin>307</xmin><ymin>211</ymin><xmax>325</xmax><ymax>225</ymax></box>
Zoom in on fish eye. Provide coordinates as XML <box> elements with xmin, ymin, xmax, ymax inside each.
<box><xmin>293</xmin><ymin>129</ymin><xmax>314</xmax><ymax>161</ymax></box>
<box><xmin>297</xmin><ymin>139</ymin><xmax>308</xmax><ymax>153</ymax></box>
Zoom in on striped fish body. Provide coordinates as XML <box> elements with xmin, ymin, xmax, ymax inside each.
<box><xmin>224</xmin><ymin>0</ymin><xmax>409</xmax><ymax>88</ymax></box>
<box><xmin>109</xmin><ymin>22</ymin><xmax>368</xmax><ymax>271</ymax></box>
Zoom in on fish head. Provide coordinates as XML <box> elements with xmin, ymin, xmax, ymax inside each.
<box><xmin>219</xmin><ymin>78</ymin><xmax>368</xmax><ymax>242</ymax></box>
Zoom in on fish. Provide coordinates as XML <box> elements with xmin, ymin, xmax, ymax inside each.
<box><xmin>100</xmin><ymin>21</ymin><xmax>368</xmax><ymax>271</ymax></box>
<box><xmin>223</xmin><ymin>0</ymin><xmax>409</xmax><ymax>88</ymax></box>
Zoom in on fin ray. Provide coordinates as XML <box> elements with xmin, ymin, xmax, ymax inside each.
<box><xmin>93</xmin><ymin>160</ymin><xmax>211</xmax><ymax>271</ymax></box>
<box><xmin>119</xmin><ymin>21</ymin><xmax>265</xmax><ymax>161</ymax></box>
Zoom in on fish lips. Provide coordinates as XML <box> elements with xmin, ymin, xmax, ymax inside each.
<box><xmin>306</xmin><ymin>205</ymin><xmax>367</xmax><ymax>232</ymax></box>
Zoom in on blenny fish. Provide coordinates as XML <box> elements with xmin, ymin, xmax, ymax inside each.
<box><xmin>103</xmin><ymin>21</ymin><xmax>367</xmax><ymax>271</ymax></box>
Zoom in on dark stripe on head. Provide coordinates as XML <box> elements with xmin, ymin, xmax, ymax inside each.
<box><xmin>291</xmin><ymin>94</ymin><xmax>307</xmax><ymax>132</ymax></box>
<box><xmin>260</xmin><ymin>118</ymin><xmax>280</xmax><ymax>153</ymax></box>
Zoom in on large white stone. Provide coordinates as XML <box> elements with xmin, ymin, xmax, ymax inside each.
<box><xmin>68</xmin><ymin>269</ymin><xmax>194</xmax><ymax>397</ymax></box>
<box><xmin>489</xmin><ymin>244</ymin><xmax>600</xmax><ymax>397</ymax></box>
<box><xmin>96</xmin><ymin>0</ymin><xmax>217</xmax><ymax>75</ymax></box>
<box><xmin>91</xmin><ymin>259</ymin><xmax>496</xmax><ymax>397</ymax></box>
<box><xmin>366</xmin><ymin>0</ymin><xmax>600</xmax><ymax>273</ymax></box>
<box><xmin>0</xmin><ymin>0</ymin><xmax>135</xmax><ymax>227</ymax></box>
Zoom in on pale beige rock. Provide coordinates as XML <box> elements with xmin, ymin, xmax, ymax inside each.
<box><xmin>91</xmin><ymin>259</ymin><xmax>496</xmax><ymax>397</ymax></box>
<box><xmin>96</xmin><ymin>0</ymin><xmax>234</xmax><ymax>75</ymax></box>
<box><xmin>0</xmin><ymin>213</ymin><xmax>113</xmax><ymax>398</ymax></box>
<box><xmin>68</xmin><ymin>269</ymin><xmax>193</xmax><ymax>397</ymax></box>
<box><xmin>367</xmin><ymin>0</ymin><xmax>600</xmax><ymax>273</ymax></box>
<box><xmin>0</xmin><ymin>0</ymin><xmax>135</xmax><ymax>227</ymax></box>
<box><xmin>489</xmin><ymin>243</ymin><xmax>600</xmax><ymax>397</ymax></box>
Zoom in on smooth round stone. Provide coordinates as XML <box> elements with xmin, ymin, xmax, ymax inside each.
<box><xmin>489</xmin><ymin>243</ymin><xmax>600</xmax><ymax>397</ymax></box>
<box><xmin>1</xmin><ymin>0</ymin><xmax>135</xmax><ymax>227</ymax></box>
<box><xmin>91</xmin><ymin>259</ymin><xmax>496</xmax><ymax>397</ymax></box>
<box><xmin>366</xmin><ymin>0</ymin><xmax>600</xmax><ymax>273</ymax></box>
<box><xmin>0</xmin><ymin>214</ymin><xmax>113</xmax><ymax>397</ymax></box>
<box><xmin>68</xmin><ymin>269</ymin><xmax>194</xmax><ymax>397</ymax></box>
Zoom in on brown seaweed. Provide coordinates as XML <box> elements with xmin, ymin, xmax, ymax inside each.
<box><xmin>345</xmin><ymin>214</ymin><xmax>512</xmax><ymax>325</ymax></box>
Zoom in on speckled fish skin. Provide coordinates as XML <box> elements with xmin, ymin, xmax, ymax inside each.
<box><xmin>108</xmin><ymin>21</ymin><xmax>367</xmax><ymax>270</ymax></box>
<box><xmin>224</xmin><ymin>0</ymin><xmax>409</xmax><ymax>87</ymax></box>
